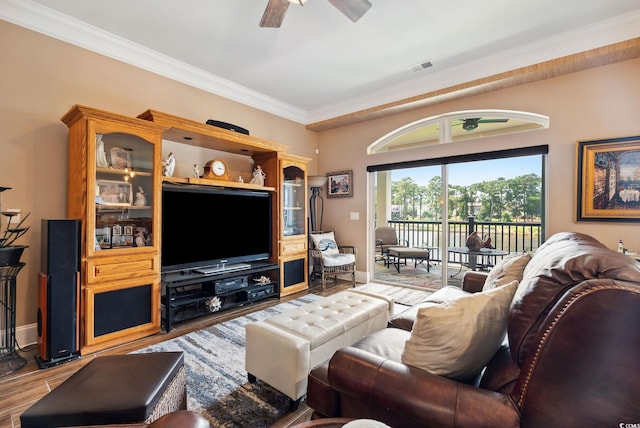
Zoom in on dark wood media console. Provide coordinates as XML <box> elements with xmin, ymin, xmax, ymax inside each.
<box><xmin>161</xmin><ymin>262</ymin><xmax>280</xmax><ymax>332</ymax></box>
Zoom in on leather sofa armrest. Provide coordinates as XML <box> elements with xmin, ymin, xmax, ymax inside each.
<box><xmin>329</xmin><ymin>347</ymin><xmax>520</xmax><ymax>428</ymax></box>
<box><xmin>461</xmin><ymin>271</ymin><xmax>488</xmax><ymax>293</ymax></box>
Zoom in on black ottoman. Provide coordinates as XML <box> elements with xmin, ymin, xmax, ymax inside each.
<box><xmin>20</xmin><ymin>352</ymin><xmax>187</xmax><ymax>427</ymax></box>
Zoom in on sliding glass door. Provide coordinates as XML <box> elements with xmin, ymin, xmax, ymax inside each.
<box><xmin>372</xmin><ymin>153</ymin><xmax>545</xmax><ymax>288</ymax></box>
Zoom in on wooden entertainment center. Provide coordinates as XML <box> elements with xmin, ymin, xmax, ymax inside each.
<box><xmin>63</xmin><ymin>105</ymin><xmax>310</xmax><ymax>354</ymax></box>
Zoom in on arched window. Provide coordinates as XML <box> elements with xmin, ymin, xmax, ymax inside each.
<box><xmin>367</xmin><ymin>109</ymin><xmax>549</xmax><ymax>285</ymax></box>
<box><xmin>369</xmin><ymin>109</ymin><xmax>549</xmax><ymax>154</ymax></box>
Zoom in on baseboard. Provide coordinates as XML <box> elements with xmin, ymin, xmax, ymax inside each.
<box><xmin>16</xmin><ymin>322</ymin><xmax>38</xmax><ymax>347</ymax></box>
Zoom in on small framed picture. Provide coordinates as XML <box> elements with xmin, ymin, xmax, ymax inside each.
<box><xmin>112</xmin><ymin>225</ymin><xmax>122</xmax><ymax>236</ymax></box>
<box><xmin>124</xmin><ymin>225</ymin><xmax>133</xmax><ymax>236</ymax></box>
<box><xmin>327</xmin><ymin>170</ymin><xmax>353</xmax><ymax>198</ymax></box>
<box><xmin>96</xmin><ymin>180</ymin><xmax>132</xmax><ymax>206</ymax></box>
<box><xmin>95</xmin><ymin>227</ymin><xmax>111</xmax><ymax>249</ymax></box>
<box><xmin>110</xmin><ymin>147</ymin><xmax>133</xmax><ymax>170</ymax></box>
<box><xmin>123</xmin><ymin>235</ymin><xmax>134</xmax><ymax>247</ymax></box>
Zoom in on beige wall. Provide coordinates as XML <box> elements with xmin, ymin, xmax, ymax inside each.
<box><xmin>2</xmin><ymin>18</ymin><xmax>640</xmax><ymax>334</ymax></box>
<box><xmin>316</xmin><ymin>58</ymin><xmax>640</xmax><ymax>274</ymax></box>
<box><xmin>0</xmin><ymin>21</ymin><xmax>317</xmax><ymax>329</ymax></box>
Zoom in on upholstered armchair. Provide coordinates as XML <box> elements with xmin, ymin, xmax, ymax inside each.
<box><xmin>309</xmin><ymin>231</ymin><xmax>356</xmax><ymax>291</ymax></box>
<box><xmin>374</xmin><ymin>226</ymin><xmax>408</xmax><ymax>262</ymax></box>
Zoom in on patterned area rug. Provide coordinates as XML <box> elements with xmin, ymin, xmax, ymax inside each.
<box><xmin>134</xmin><ymin>295</ymin><xmax>321</xmax><ymax>428</ymax></box>
<box><xmin>374</xmin><ymin>262</ymin><xmax>463</xmax><ymax>289</ymax></box>
<box><xmin>134</xmin><ymin>283</ymin><xmax>439</xmax><ymax>426</ymax></box>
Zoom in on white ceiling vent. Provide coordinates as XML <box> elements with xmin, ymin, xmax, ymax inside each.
<box><xmin>410</xmin><ymin>60</ymin><xmax>433</xmax><ymax>72</ymax></box>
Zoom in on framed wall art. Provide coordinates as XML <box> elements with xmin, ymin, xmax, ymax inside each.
<box><xmin>327</xmin><ymin>170</ymin><xmax>353</xmax><ymax>199</ymax></box>
<box><xmin>576</xmin><ymin>135</ymin><xmax>640</xmax><ymax>222</ymax></box>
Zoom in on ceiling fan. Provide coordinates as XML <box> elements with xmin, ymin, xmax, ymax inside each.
<box><xmin>260</xmin><ymin>0</ymin><xmax>372</xmax><ymax>28</ymax></box>
<box><xmin>456</xmin><ymin>118</ymin><xmax>509</xmax><ymax>132</ymax></box>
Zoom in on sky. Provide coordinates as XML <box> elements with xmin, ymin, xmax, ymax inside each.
<box><xmin>391</xmin><ymin>155</ymin><xmax>542</xmax><ymax>187</ymax></box>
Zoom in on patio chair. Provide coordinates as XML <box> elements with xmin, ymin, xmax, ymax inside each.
<box><xmin>375</xmin><ymin>226</ymin><xmax>408</xmax><ymax>263</ymax></box>
<box><xmin>309</xmin><ymin>231</ymin><xmax>356</xmax><ymax>291</ymax></box>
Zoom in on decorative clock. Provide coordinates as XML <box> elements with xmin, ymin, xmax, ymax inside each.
<box><xmin>202</xmin><ymin>158</ymin><xmax>231</xmax><ymax>181</ymax></box>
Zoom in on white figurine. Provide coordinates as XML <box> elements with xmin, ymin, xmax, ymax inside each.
<box><xmin>135</xmin><ymin>230</ymin><xmax>146</xmax><ymax>247</ymax></box>
<box><xmin>250</xmin><ymin>165</ymin><xmax>266</xmax><ymax>186</ymax></box>
<box><xmin>134</xmin><ymin>186</ymin><xmax>147</xmax><ymax>206</ymax></box>
<box><xmin>162</xmin><ymin>152</ymin><xmax>176</xmax><ymax>177</ymax></box>
<box><xmin>96</xmin><ymin>134</ymin><xmax>109</xmax><ymax>168</ymax></box>
<box><xmin>238</xmin><ymin>176</ymin><xmax>244</xmax><ymax>183</ymax></box>
<box><xmin>193</xmin><ymin>164</ymin><xmax>200</xmax><ymax>178</ymax></box>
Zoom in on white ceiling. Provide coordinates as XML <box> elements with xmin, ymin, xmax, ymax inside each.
<box><xmin>2</xmin><ymin>0</ymin><xmax>640</xmax><ymax>125</ymax></box>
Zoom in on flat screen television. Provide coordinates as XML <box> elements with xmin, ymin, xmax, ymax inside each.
<box><xmin>161</xmin><ymin>183</ymin><xmax>272</xmax><ymax>273</ymax></box>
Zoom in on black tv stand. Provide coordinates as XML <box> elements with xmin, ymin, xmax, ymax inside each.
<box><xmin>161</xmin><ymin>262</ymin><xmax>280</xmax><ymax>332</ymax></box>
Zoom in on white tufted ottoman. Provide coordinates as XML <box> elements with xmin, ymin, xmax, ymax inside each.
<box><xmin>245</xmin><ymin>290</ymin><xmax>393</xmax><ymax>409</ymax></box>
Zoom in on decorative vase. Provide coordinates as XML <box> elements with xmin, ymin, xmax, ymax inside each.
<box><xmin>0</xmin><ymin>245</ymin><xmax>28</xmax><ymax>267</ymax></box>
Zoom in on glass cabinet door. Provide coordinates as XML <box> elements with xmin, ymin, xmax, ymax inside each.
<box><xmin>93</xmin><ymin>132</ymin><xmax>155</xmax><ymax>252</ymax></box>
<box><xmin>282</xmin><ymin>166</ymin><xmax>305</xmax><ymax>237</ymax></box>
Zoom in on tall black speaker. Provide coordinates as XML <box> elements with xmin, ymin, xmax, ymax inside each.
<box><xmin>36</xmin><ymin>219</ymin><xmax>81</xmax><ymax>368</ymax></box>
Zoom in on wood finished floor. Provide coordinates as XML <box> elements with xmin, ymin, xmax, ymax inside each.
<box><xmin>0</xmin><ymin>281</ymin><xmax>353</xmax><ymax>428</ymax></box>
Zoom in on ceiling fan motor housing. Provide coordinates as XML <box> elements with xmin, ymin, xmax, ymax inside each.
<box><xmin>462</xmin><ymin>118</ymin><xmax>479</xmax><ymax>131</ymax></box>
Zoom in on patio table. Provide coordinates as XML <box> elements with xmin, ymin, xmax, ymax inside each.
<box><xmin>447</xmin><ymin>246</ymin><xmax>507</xmax><ymax>276</ymax></box>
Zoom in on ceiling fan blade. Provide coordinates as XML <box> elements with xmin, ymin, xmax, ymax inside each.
<box><xmin>327</xmin><ymin>0</ymin><xmax>372</xmax><ymax>22</ymax></box>
<box><xmin>477</xmin><ymin>118</ymin><xmax>509</xmax><ymax>123</ymax></box>
<box><xmin>260</xmin><ymin>0</ymin><xmax>290</xmax><ymax>28</ymax></box>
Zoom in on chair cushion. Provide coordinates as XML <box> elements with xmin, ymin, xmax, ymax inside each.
<box><xmin>401</xmin><ymin>280</ymin><xmax>518</xmax><ymax>382</ymax></box>
<box><xmin>375</xmin><ymin>227</ymin><xmax>399</xmax><ymax>245</ymax></box>
<box><xmin>323</xmin><ymin>253</ymin><xmax>355</xmax><ymax>267</ymax></box>
<box><xmin>482</xmin><ymin>252</ymin><xmax>532</xmax><ymax>291</ymax></box>
<box><xmin>388</xmin><ymin>286</ymin><xmax>469</xmax><ymax>331</ymax></box>
<box><xmin>311</xmin><ymin>231</ymin><xmax>340</xmax><ymax>256</ymax></box>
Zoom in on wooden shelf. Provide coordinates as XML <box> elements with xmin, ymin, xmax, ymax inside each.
<box><xmin>96</xmin><ymin>205</ymin><xmax>152</xmax><ymax>211</ymax></box>
<box><xmin>138</xmin><ymin>109</ymin><xmax>288</xmax><ymax>156</ymax></box>
<box><xmin>162</xmin><ymin>177</ymin><xmax>276</xmax><ymax>192</ymax></box>
<box><xmin>97</xmin><ymin>167</ymin><xmax>152</xmax><ymax>177</ymax></box>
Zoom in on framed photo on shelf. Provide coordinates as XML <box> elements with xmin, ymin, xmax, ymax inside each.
<box><xmin>96</xmin><ymin>179</ymin><xmax>132</xmax><ymax>206</ymax></box>
<box><xmin>110</xmin><ymin>147</ymin><xmax>133</xmax><ymax>170</ymax></box>
<box><xmin>327</xmin><ymin>170</ymin><xmax>353</xmax><ymax>199</ymax></box>
<box><xmin>576</xmin><ymin>135</ymin><xmax>640</xmax><ymax>222</ymax></box>
<box><xmin>95</xmin><ymin>226</ymin><xmax>111</xmax><ymax>250</ymax></box>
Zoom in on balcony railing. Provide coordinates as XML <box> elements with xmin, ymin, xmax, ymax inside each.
<box><xmin>386</xmin><ymin>217</ymin><xmax>543</xmax><ymax>264</ymax></box>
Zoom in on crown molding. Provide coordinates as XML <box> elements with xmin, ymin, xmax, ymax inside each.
<box><xmin>1</xmin><ymin>0</ymin><xmax>639</xmax><ymax>129</ymax></box>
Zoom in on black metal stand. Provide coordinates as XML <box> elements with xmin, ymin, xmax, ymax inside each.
<box><xmin>0</xmin><ymin>263</ymin><xmax>27</xmax><ymax>376</ymax></box>
<box><xmin>309</xmin><ymin>186</ymin><xmax>324</xmax><ymax>232</ymax></box>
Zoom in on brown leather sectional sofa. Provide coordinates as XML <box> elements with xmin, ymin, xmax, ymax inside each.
<box><xmin>306</xmin><ymin>232</ymin><xmax>640</xmax><ymax>427</ymax></box>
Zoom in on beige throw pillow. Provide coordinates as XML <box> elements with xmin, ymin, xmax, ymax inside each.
<box><xmin>401</xmin><ymin>280</ymin><xmax>518</xmax><ymax>382</ymax></box>
<box><xmin>310</xmin><ymin>232</ymin><xmax>339</xmax><ymax>256</ymax></box>
<box><xmin>482</xmin><ymin>252</ymin><xmax>531</xmax><ymax>291</ymax></box>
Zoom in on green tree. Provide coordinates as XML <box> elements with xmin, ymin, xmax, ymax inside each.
<box><xmin>391</xmin><ymin>177</ymin><xmax>419</xmax><ymax>219</ymax></box>
<box><xmin>424</xmin><ymin>176</ymin><xmax>442</xmax><ymax>219</ymax></box>
<box><xmin>391</xmin><ymin>173</ymin><xmax>541</xmax><ymax>222</ymax></box>
<box><xmin>505</xmin><ymin>174</ymin><xmax>541</xmax><ymax>221</ymax></box>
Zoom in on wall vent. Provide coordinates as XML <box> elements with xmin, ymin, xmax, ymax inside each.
<box><xmin>410</xmin><ymin>61</ymin><xmax>433</xmax><ymax>72</ymax></box>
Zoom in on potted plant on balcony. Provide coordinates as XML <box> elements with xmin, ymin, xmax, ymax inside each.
<box><xmin>0</xmin><ymin>186</ymin><xmax>30</xmax><ymax>267</ymax></box>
